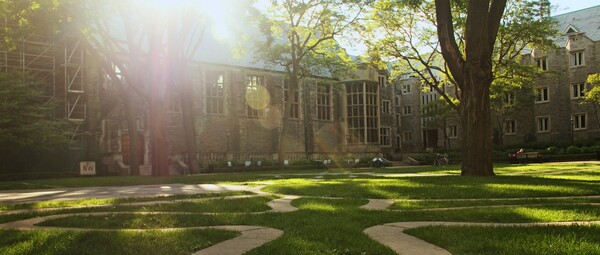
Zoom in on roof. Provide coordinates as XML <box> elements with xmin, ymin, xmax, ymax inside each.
<box><xmin>551</xmin><ymin>5</ymin><xmax>600</xmax><ymax>46</ymax></box>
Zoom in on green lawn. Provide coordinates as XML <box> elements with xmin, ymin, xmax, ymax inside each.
<box><xmin>1</xmin><ymin>162</ymin><xmax>600</xmax><ymax>254</ymax></box>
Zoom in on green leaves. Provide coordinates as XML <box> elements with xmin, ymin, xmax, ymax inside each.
<box><xmin>584</xmin><ymin>73</ymin><xmax>600</xmax><ymax>106</ymax></box>
<box><xmin>251</xmin><ymin>0</ymin><xmax>362</xmax><ymax>79</ymax></box>
<box><xmin>0</xmin><ymin>73</ymin><xmax>73</xmax><ymax>151</ymax></box>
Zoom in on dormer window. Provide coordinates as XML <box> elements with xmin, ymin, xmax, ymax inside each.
<box><xmin>564</xmin><ymin>25</ymin><xmax>579</xmax><ymax>34</ymax></box>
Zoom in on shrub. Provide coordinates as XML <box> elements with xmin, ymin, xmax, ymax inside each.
<box><xmin>545</xmin><ymin>146</ymin><xmax>560</xmax><ymax>155</ymax></box>
<box><xmin>566</xmin><ymin>145</ymin><xmax>582</xmax><ymax>154</ymax></box>
<box><xmin>580</xmin><ymin>146</ymin><xmax>600</xmax><ymax>154</ymax></box>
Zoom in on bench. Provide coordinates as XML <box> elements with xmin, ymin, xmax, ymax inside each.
<box><xmin>509</xmin><ymin>152</ymin><xmax>542</xmax><ymax>164</ymax></box>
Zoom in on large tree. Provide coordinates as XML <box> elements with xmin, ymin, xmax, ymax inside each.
<box><xmin>0</xmin><ymin>0</ymin><xmax>82</xmax><ymax>172</ymax></box>
<box><xmin>0</xmin><ymin>73</ymin><xmax>74</xmax><ymax>172</ymax></box>
<box><xmin>435</xmin><ymin>0</ymin><xmax>506</xmax><ymax>176</ymax></box>
<box><xmin>364</xmin><ymin>0</ymin><xmax>556</xmax><ymax>175</ymax></box>
<box><xmin>77</xmin><ymin>1</ymin><xmax>248</xmax><ymax>175</ymax></box>
<box><xmin>252</xmin><ymin>0</ymin><xmax>365</xmax><ymax>166</ymax></box>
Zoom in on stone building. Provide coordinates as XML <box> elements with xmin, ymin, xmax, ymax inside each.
<box><xmin>93</xmin><ymin>37</ymin><xmax>399</xmax><ymax>174</ymax></box>
<box><xmin>397</xmin><ymin>5</ymin><xmax>600</xmax><ymax>152</ymax></box>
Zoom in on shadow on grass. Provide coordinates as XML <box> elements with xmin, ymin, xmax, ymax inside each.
<box><xmin>264</xmin><ymin>175</ymin><xmax>600</xmax><ymax>199</ymax></box>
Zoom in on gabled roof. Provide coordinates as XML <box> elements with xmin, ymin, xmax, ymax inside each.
<box><xmin>551</xmin><ymin>5</ymin><xmax>600</xmax><ymax>46</ymax></box>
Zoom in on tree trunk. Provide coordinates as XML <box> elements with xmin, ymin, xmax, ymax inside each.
<box><xmin>181</xmin><ymin>80</ymin><xmax>199</xmax><ymax>174</ymax></box>
<box><xmin>125</xmin><ymin>95</ymin><xmax>140</xmax><ymax>175</ymax></box>
<box><xmin>435</xmin><ymin>0</ymin><xmax>506</xmax><ymax>177</ymax></box>
<box><xmin>149</xmin><ymin>100</ymin><xmax>170</xmax><ymax>176</ymax></box>
<box><xmin>459</xmin><ymin>70</ymin><xmax>494</xmax><ymax>176</ymax></box>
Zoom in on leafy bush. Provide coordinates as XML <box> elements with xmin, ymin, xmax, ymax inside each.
<box><xmin>410</xmin><ymin>154</ymin><xmax>435</xmax><ymax>164</ymax></box>
<box><xmin>544</xmin><ymin>146</ymin><xmax>561</xmax><ymax>155</ymax></box>
<box><xmin>580</xmin><ymin>146</ymin><xmax>600</xmax><ymax>154</ymax></box>
<box><xmin>566</xmin><ymin>145</ymin><xmax>582</xmax><ymax>154</ymax></box>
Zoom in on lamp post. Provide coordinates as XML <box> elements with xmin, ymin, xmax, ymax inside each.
<box><xmin>570</xmin><ymin>116</ymin><xmax>574</xmax><ymax>145</ymax></box>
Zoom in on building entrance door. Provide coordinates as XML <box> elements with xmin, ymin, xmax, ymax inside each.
<box><xmin>423</xmin><ymin>129</ymin><xmax>438</xmax><ymax>150</ymax></box>
<box><xmin>122</xmin><ymin>133</ymin><xmax>144</xmax><ymax>165</ymax></box>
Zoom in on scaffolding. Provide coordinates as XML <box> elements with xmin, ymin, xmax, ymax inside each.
<box><xmin>0</xmin><ymin>27</ymin><xmax>86</xmax><ymax>148</ymax></box>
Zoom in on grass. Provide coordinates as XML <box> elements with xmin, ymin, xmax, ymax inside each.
<box><xmin>406</xmin><ymin>225</ymin><xmax>600</xmax><ymax>255</ymax></box>
<box><xmin>390</xmin><ymin>197</ymin><xmax>600</xmax><ymax>210</ymax></box>
<box><xmin>0</xmin><ymin>229</ymin><xmax>238</xmax><ymax>255</ymax></box>
<box><xmin>2</xmin><ymin>162</ymin><xmax>600</xmax><ymax>254</ymax></box>
<box><xmin>261</xmin><ymin>175</ymin><xmax>600</xmax><ymax>199</ymax></box>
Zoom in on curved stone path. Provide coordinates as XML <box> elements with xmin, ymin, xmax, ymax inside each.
<box><xmin>364</xmin><ymin>221</ymin><xmax>600</xmax><ymax>255</ymax></box>
<box><xmin>0</xmin><ymin>211</ymin><xmax>282</xmax><ymax>255</ymax></box>
<box><xmin>3</xmin><ymin>165</ymin><xmax>600</xmax><ymax>254</ymax></box>
<box><xmin>0</xmin><ymin>185</ymin><xmax>295</xmax><ymax>255</ymax></box>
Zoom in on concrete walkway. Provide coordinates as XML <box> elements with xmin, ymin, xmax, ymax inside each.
<box><xmin>3</xmin><ymin>166</ymin><xmax>600</xmax><ymax>255</ymax></box>
<box><xmin>0</xmin><ymin>212</ymin><xmax>283</xmax><ymax>255</ymax></box>
<box><xmin>360</xmin><ymin>199</ymin><xmax>394</xmax><ymax>210</ymax></box>
<box><xmin>364</xmin><ymin>221</ymin><xmax>600</xmax><ymax>255</ymax></box>
<box><xmin>0</xmin><ymin>183</ymin><xmax>261</xmax><ymax>204</ymax></box>
<box><xmin>0</xmin><ymin>184</ymin><xmax>295</xmax><ymax>255</ymax></box>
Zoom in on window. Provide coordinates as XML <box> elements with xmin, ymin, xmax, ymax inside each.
<box><xmin>504</xmin><ymin>93</ymin><xmax>515</xmax><ymax>105</ymax></box>
<box><xmin>504</xmin><ymin>120</ymin><xmax>516</xmax><ymax>134</ymax></box>
<box><xmin>536</xmin><ymin>116</ymin><xmax>550</xmax><ymax>133</ymax></box>
<box><xmin>346</xmin><ymin>82</ymin><xmax>379</xmax><ymax>144</ymax></box>
<box><xmin>365</xmin><ymin>83</ymin><xmax>379</xmax><ymax>143</ymax></box>
<box><xmin>571</xmin><ymin>83</ymin><xmax>585</xmax><ymax>99</ymax></box>
<box><xmin>283</xmin><ymin>79</ymin><xmax>299</xmax><ymax>119</ymax></box>
<box><xmin>571</xmin><ymin>51</ymin><xmax>585</xmax><ymax>67</ymax></box>
<box><xmin>205</xmin><ymin>70</ymin><xmax>225</xmax><ymax>115</ymax></box>
<box><xmin>396</xmin><ymin>114</ymin><xmax>401</xmax><ymax>127</ymax></box>
<box><xmin>382</xmin><ymin>100</ymin><xmax>391</xmax><ymax>114</ymax></box>
<box><xmin>317</xmin><ymin>83</ymin><xmax>332</xmax><ymax>121</ymax></box>
<box><xmin>395</xmin><ymin>96</ymin><xmax>400</xmax><ymax>106</ymax></box>
<box><xmin>403</xmin><ymin>132</ymin><xmax>412</xmax><ymax>142</ymax></box>
<box><xmin>378</xmin><ymin>75</ymin><xmax>387</xmax><ymax>87</ymax></box>
<box><xmin>402</xmin><ymin>84</ymin><xmax>411</xmax><ymax>94</ymax></box>
<box><xmin>245</xmin><ymin>75</ymin><xmax>265</xmax><ymax>117</ymax></box>
<box><xmin>573</xmin><ymin>113</ymin><xmax>587</xmax><ymax>130</ymax></box>
<box><xmin>448</xmin><ymin>125</ymin><xmax>458</xmax><ymax>138</ymax></box>
<box><xmin>535</xmin><ymin>87</ymin><xmax>549</xmax><ymax>103</ymax></box>
<box><xmin>536</xmin><ymin>57</ymin><xmax>547</xmax><ymax>71</ymax></box>
<box><xmin>380</xmin><ymin>127</ymin><xmax>391</xmax><ymax>147</ymax></box>
<box><xmin>168</xmin><ymin>93</ymin><xmax>182</xmax><ymax>113</ymax></box>
<box><xmin>403</xmin><ymin>105</ymin><xmax>412</xmax><ymax>115</ymax></box>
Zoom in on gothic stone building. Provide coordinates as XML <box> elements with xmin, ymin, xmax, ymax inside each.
<box><xmin>93</xmin><ymin>38</ymin><xmax>401</xmax><ymax>175</ymax></box>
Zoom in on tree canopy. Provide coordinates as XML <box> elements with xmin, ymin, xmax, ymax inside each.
<box><xmin>363</xmin><ymin>0</ymin><xmax>557</xmax><ymax>175</ymax></box>
<box><xmin>0</xmin><ymin>72</ymin><xmax>74</xmax><ymax>172</ymax></box>
<box><xmin>251</xmin><ymin>0</ymin><xmax>365</xmax><ymax>164</ymax></box>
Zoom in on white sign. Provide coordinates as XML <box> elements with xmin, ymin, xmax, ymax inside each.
<box><xmin>80</xmin><ymin>161</ymin><xmax>96</xmax><ymax>175</ymax></box>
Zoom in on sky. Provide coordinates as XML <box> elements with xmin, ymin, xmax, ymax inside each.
<box><xmin>551</xmin><ymin>0</ymin><xmax>599</xmax><ymax>15</ymax></box>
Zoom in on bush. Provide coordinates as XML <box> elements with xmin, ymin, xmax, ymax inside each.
<box><xmin>545</xmin><ymin>146</ymin><xmax>561</xmax><ymax>155</ymax></box>
<box><xmin>566</xmin><ymin>145</ymin><xmax>582</xmax><ymax>154</ymax></box>
<box><xmin>410</xmin><ymin>154</ymin><xmax>435</xmax><ymax>164</ymax></box>
<box><xmin>580</xmin><ymin>146</ymin><xmax>600</xmax><ymax>154</ymax></box>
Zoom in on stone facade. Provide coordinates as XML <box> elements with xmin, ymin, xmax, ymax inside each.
<box><xmin>95</xmin><ymin>60</ymin><xmax>395</xmax><ymax>174</ymax></box>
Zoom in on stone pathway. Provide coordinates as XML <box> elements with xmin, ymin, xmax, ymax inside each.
<box><xmin>0</xmin><ymin>184</ymin><xmax>259</xmax><ymax>204</ymax></box>
<box><xmin>0</xmin><ymin>211</ymin><xmax>282</xmax><ymax>255</ymax></box>
<box><xmin>3</xmin><ymin>166</ymin><xmax>600</xmax><ymax>254</ymax></box>
<box><xmin>364</xmin><ymin>221</ymin><xmax>600</xmax><ymax>255</ymax></box>
<box><xmin>360</xmin><ymin>199</ymin><xmax>394</xmax><ymax>210</ymax></box>
<box><xmin>0</xmin><ymin>184</ymin><xmax>295</xmax><ymax>255</ymax></box>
